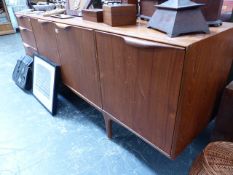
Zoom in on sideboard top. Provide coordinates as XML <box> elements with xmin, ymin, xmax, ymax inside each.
<box><xmin>16</xmin><ymin>12</ymin><xmax>233</xmax><ymax>48</ymax></box>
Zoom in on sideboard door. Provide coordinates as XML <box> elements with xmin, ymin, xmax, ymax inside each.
<box><xmin>31</xmin><ymin>18</ymin><xmax>60</xmax><ymax>64</ymax></box>
<box><xmin>96</xmin><ymin>31</ymin><xmax>185</xmax><ymax>154</ymax></box>
<box><xmin>55</xmin><ymin>24</ymin><xmax>102</xmax><ymax>109</ymax></box>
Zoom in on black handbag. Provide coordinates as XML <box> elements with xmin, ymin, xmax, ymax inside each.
<box><xmin>12</xmin><ymin>55</ymin><xmax>33</xmax><ymax>90</ymax></box>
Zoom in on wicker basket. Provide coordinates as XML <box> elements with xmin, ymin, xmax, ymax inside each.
<box><xmin>189</xmin><ymin>142</ymin><xmax>233</xmax><ymax>175</ymax></box>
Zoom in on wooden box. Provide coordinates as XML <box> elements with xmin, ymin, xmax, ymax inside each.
<box><xmin>140</xmin><ymin>0</ymin><xmax>156</xmax><ymax>20</ymax></box>
<box><xmin>121</xmin><ymin>0</ymin><xmax>138</xmax><ymax>13</ymax></box>
<box><xmin>82</xmin><ymin>9</ymin><xmax>103</xmax><ymax>23</ymax></box>
<box><xmin>103</xmin><ymin>4</ymin><xmax>136</xmax><ymax>26</ymax></box>
<box><xmin>139</xmin><ymin>0</ymin><xmax>166</xmax><ymax>20</ymax></box>
<box><xmin>121</xmin><ymin>0</ymin><xmax>137</xmax><ymax>4</ymax></box>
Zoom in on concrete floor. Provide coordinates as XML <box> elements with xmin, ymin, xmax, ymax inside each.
<box><xmin>0</xmin><ymin>33</ymin><xmax>213</xmax><ymax>175</ymax></box>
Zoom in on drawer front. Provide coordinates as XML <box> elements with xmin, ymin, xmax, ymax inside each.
<box><xmin>96</xmin><ymin>31</ymin><xmax>185</xmax><ymax>154</ymax></box>
<box><xmin>30</xmin><ymin>18</ymin><xmax>60</xmax><ymax>64</ymax></box>
<box><xmin>19</xmin><ymin>27</ymin><xmax>37</xmax><ymax>49</ymax></box>
<box><xmin>16</xmin><ymin>16</ymin><xmax>32</xmax><ymax>30</ymax></box>
<box><xmin>55</xmin><ymin>23</ymin><xmax>102</xmax><ymax>109</ymax></box>
<box><xmin>23</xmin><ymin>43</ymin><xmax>37</xmax><ymax>57</ymax></box>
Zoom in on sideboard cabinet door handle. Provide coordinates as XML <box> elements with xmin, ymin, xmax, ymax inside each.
<box><xmin>23</xmin><ymin>42</ymin><xmax>30</xmax><ymax>48</ymax></box>
<box><xmin>55</xmin><ymin>23</ymin><xmax>71</xmax><ymax>30</ymax></box>
<box><xmin>122</xmin><ymin>36</ymin><xmax>184</xmax><ymax>50</ymax></box>
<box><xmin>37</xmin><ymin>19</ymin><xmax>49</xmax><ymax>24</ymax></box>
<box><xmin>17</xmin><ymin>15</ymin><xmax>24</xmax><ymax>19</ymax></box>
<box><xmin>23</xmin><ymin>42</ymin><xmax>36</xmax><ymax>50</ymax></box>
<box><xmin>19</xmin><ymin>26</ymin><xmax>28</xmax><ymax>31</ymax></box>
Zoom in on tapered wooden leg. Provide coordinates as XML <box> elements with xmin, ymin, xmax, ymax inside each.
<box><xmin>103</xmin><ymin>113</ymin><xmax>112</xmax><ymax>139</ymax></box>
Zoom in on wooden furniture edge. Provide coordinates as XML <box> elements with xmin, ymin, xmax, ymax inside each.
<box><xmin>65</xmin><ymin>84</ymin><xmax>103</xmax><ymax>112</ymax></box>
<box><xmin>102</xmin><ymin>110</ymin><xmax>173</xmax><ymax>159</ymax></box>
<box><xmin>94</xmin><ymin>30</ymin><xmax>185</xmax><ymax>49</ymax></box>
<box><xmin>0</xmin><ymin>29</ymin><xmax>15</xmax><ymax>35</ymax></box>
<box><xmin>170</xmin><ymin>28</ymin><xmax>233</xmax><ymax>158</ymax></box>
<box><xmin>15</xmin><ymin>13</ymin><xmax>233</xmax><ymax>48</ymax></box>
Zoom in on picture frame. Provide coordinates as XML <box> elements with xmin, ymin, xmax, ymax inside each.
<box><xmin>32</xmin><ymin>53</ymin><xmax>60</xmax><ymax>116</ymax></box>
<box><xmin>66</xmin><ymin>0</ymin><xmax>93</xmax><ymax>16</ymax></box>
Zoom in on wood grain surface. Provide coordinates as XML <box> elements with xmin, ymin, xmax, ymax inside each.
<box><xmin>16</xmin><ymin>16</ymin><xmax>33</xmax><ymax>31</ymax></box>
<box><xmin>172</xmin><ymin>28</ymin><xmax>233</xmax><ymax>157</ymax></box>
<box><xmin>15</xmin><ymin>13</ymin><xmax>233</xmax><ymax>48</ymax></box>
<box><xmin>19</xmin><ymin>27</ymin><xmax>37</xmax><ymax>49</ymax></box>
<box><xmin>0</xmin><ymin>24</ymin><xmax>14</xmax><ymax>36</ymax></box>
<box><xmin>213</xmin><ymin>82</ymin><xmax>233</xmax><ymax>142</ymax></box>
<box><xmin>96</xmin><ymin>31</ymin><xmax>185</xmax><ymax>154</ymax></box>
<box><xmin>15</xmin><ymin>13</ymin><xmax>233</xmax><ymax>158</ymax></box>
<box><xmin>31</xmin><ymin>18</ymin><xmax>60</xmax><ymax>64</ymax></box>
<box><xmin>55</xmin><ymin>24</ymin><xmax>102</xmax><ymax>108</ymax></box>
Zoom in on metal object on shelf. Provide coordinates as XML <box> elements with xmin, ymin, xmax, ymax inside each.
<box><xmin>148</xmin><ymin>0</ymin><xmax>210</xmax><ymax>37</ymax></box>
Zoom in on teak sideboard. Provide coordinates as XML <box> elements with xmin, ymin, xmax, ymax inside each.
<box><xmin>16</xmin><ymin>12</ymin><xmax>233</xmax><ymax>159</ymax></box>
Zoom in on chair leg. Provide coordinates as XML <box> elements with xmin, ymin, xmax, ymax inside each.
<box><xmin>103</xmin><ymin>113</ymin><xmax>112</xmax><ymax>139</ymax></box>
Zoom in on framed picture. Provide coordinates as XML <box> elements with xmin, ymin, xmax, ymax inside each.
<box><xmin>32</xmin><ymin>54</ymin><xmax>60</xmax><ymax>115</ymax></box>
<box><xmin>66</xmin><ymin>0</ymin><xmax>93</xmax><ymax>16</ymax></box>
